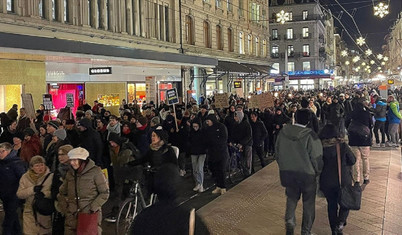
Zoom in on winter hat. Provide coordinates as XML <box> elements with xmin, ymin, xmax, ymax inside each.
<box><xmin>137</xmin><ymin>116</ymin><xmax>148</xmax><ymax>126</ymax></box>
<box><xmin>108</xmin><ymin>132</ymin><xmax>125</xmax><ymax>146</ymax></box>
<box><xmin>150</xmin><ymin>116</ymin><xmax>161</xmax><ymax>126</ymax></box>
<box><xmin>300</xmin><ymin>98</ymin><xmax>309</xmax><ymax>108</ymax></box>
<box><xmin>54</xmin><ymin>129</ymin><xmax>67</xmax><ymax>140</ymax></box>
<box><xmin>85</xmin><ymin>110</ymin><xmax>93</xmax><ymax>116</ymax></box>
<box><xmin>77</xmin><ymin>118</ymin><xmax>92</xmax><ymax>129</ymax></box>
<box><xmin>207</xmin><ymin>110</ymin><xmax>215</xmax><ymax>115</ymax></box>
<box><xmin>295</xmin><ymin>109</ymin><xmax>311</xmax><ymax>125</ymax></box>
<box><xmin>47</xmin><ymin>120</ymin><xmax>60</xmax><ymax>129</ymax></box>
<box><xmin>153</xmin><ymin>126</ymin><xmax>169</xmax><ymax>143</ymax></box>
<box><xmin>30</xmin><ymin>155</ymin><xmax>46</xmax><ymax>167</ymax></box>
<box><xmin>205</xmin><ymin>114</ymin><xmax>217</xmax><ymax>123</ymax></box>
<box><xmin>58</xmin><ymin>144</ymin><xmax>74</xmax><ymax>155</ymax></box>
<box><xmin>235</xmin><ymin>111</ymin><xmax>244</xmax><ymax>123</ymax></box>
<box><xmin>13</xmin><ymin>132</ymin><xmax>25</xmax><ymax>141</ymax></box>
<box><xmin>68</xmin><ymin>147</ymin><xmax>89</xmax><ymax>160</ymax></box>
<box><xmin>23</xmin><ymin>127</ymin><xmax>35</xmax><ymax>137</ymax></box>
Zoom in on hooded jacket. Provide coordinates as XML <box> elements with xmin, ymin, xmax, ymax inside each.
<box><xmin>188</xmin><ymin>118</ymin><xmax>207</xmax><ymax>155</ymax></box>
<box><xmin>388</xmin><ymin>100</ymin><xmax>402</xmax><ymax>124</ymax></box>
<box><xmin>374</xmin><ymin>99</ymin><xmax>387</xmax><ymax>121</ymax></box>
<box><xmin>250</xmin><ymin>118</ymin><xmax>268</xmax><ymax>146</ymax></box>
<box><xmin>204</xmin><ymin>114</ymin><xmax>229</xmax><ymax>162</ymax></box>
<box><xmin>275</xmin><ymin>124</ymin><xmax>323</xmax><ymax>188</ymax></box>
<box><xmin>232</xmin><ymin>116</ymin><xmax>253</xmax><ymax>147</ymax></box>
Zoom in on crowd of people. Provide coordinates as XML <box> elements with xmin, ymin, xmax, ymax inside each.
<box><xmin>0</xmin><ymin>84</ymin><xmax>401</xmax><ymax>234</ymax></box>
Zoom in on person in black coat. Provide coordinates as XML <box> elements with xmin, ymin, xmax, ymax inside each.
<box><xmin>319</xmin><ymin>124</ymin><xmax>356</xmax><ymax>235</ymax></box>
<box><xmin>0</xmin><ymin>120</ymin><xmax>17</xmax><ymax>144</ymax></box>
<box><xmin>328</xmin><ymin>97</ymin><xmax>345</xmax><ymax>137</ymax></box>
<box><xmin>231</xmin><ymin>111</ymin><xmax>253</xmax><ymax>176</ymax></box>
<box><xmin>300</xmin><ymin>98</ymin><xmax>319</xmax><ymax>133</ymax></box>
<box><xmin>0</xmin><ymin>142</ymin><xmax>25</xmax><ymax>235</ymax></box>
<box><xmin>250</xmin><ymin>112</ymin><xmax>267</xmax><ymax>170</ymax></box>
<box><xmin>77</xmin><ymin>118</ymin><xmax>104</xmax><ymax>167</ymax></box>
<box><xmin>224</xmin><ymin>105</ymin><xmax>236</xmax><ymax>143</ymax></box>
<box><xmin>262</xmin><ymin>108</ymin><xmax>275</xmax><ymax>155</ymax></box>
<box><xmin>204</xmin><ymin>113</ymin><xmax>229</xmax><ymax>195</ymax></box>
<box><xmin>188</xmin><ymin>117</ymin><xmax>207</xmax><ymax>192</ymax></box>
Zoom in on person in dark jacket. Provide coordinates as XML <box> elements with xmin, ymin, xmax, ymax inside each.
<box><xmin>44</xmin><ymin>121</ymin><xmax>60</xmax><ymax>155</ymax></box>
<box><xmin>6</xmin><ymin>104</ymin><xmax>18</xmax><ymax>121</ymax></box>
<box><xmin>224</xmin><ymin>105</ymin><xmax>237</xmax><ymax>143</ymax></box>
<box><xmin>0</xmin><ymin>142</ymin><xmax>25</xmax><ymax>235</ymax></box>
<box><xmin>348</xmin><ymin>102</ymin><xmax>372</xmax><ymax>185</ymax></box>
<box><xmin>262</xmin><ymin>108</ymin><xmax>275</xmax><ymax>155</ymax></box>
<box><xmin>188</xmin><ymin>117</ymin><xmax>207</xmax><ymax>193</ymax></box>
<box><xmin>231</xmin><ymin>111</ymin><xmax>253</xmax><ymax>176</ymax></box>
<box><xmin>0</xmin><ymin>120</ymin><xmax>17</xmax><ymax>144</ymax></box>
<box><xmin>77</xmin><ymin>118</ymin><xmax>104</xmax><ymax>167</ymax></box>
<box><xmin>16</xmin><ymin>108</ymin><xmax>31</xmax><ymax>133</ymax></box>
<box><xmin>300</xmin><ymin>98</ymin><xmax>319</xmax><ymax>133</ymax></box>
<box><xmin>64</xmin><ymin>119</ymin><xmax>80</xmax><ymax>148</ymax></box>
<box><xmin>372</xmin><ymin>95</ymin><xmax>387</xmax><ymax>147</ymax></box>
<box><xmin>204</xmin><ymin>113</ymin><xmax>229</xmax><ymax>195</ymax></box>
<box><xmin>328</xmin><ymin>97</ymin><xmax>345</xmax><ymax>137</ymax></box>
<box><xmin>45</xmin><ymin>129</ymin><xmax>69</xmax><ymax>172</ymax></box>
<box><xmin>319</xmin><ymin>124</ymin><xmax>356</xmax><ymax>235</ymax></box>
<box><xmin>250</xmin><ymin>112</ymin><xmax>267</xmax><ymax>170</ymax></box>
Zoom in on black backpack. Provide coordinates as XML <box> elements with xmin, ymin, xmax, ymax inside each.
<box><xmin>32</xmin><ymin>173</ymin><xmax>55</xmax><ymax>216</ymax></box>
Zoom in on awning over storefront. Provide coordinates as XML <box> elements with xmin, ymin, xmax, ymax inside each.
<box><xmin>215</xmin><ymin>61</ymin><xmax>253</xmax><ymax>73</ymax></box>
<box><xmin>242</xmin><ymin>63</ymin><xmax>272</xmax><ymax>75</ymax></box>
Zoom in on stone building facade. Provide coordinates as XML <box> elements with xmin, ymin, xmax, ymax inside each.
<box><xmin>385</xmin><ymin>12</ymin><xmax>402</xmax><ymax>76</ymax></box>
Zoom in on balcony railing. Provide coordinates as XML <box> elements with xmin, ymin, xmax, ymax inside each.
<box><xmin>303</xmin><ymin>52</ymin><xmax>310</xmax><ymax>57</ymax></box>
<box><xmin>271</xmin><ymin>53</ymin><xmax>279</xmax><ymax>58</ymax></box>
<box><xmin>285</xmin><ymin>34</ymin><xmax>296</xmax><ymax>40</ymax></box>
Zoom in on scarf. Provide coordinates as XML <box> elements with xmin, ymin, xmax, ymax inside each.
<box><xmin>150</xmin><ymin>140</ymin><xmax>165</xmax><ymax>151</ymax></box>
<box><xmin>28</xmin><ymin>169</ymin><xmax>46</xmax><ymax>184</ymax></box>
<box><xmin>58</xmin><ymin>163</ymin><xmax>70</xmax><ymax>179</ymax></box>
<box><xmin>107</xmin><ymin>123</ymin><xmax>121</xmax><ymax>139</ymax></box>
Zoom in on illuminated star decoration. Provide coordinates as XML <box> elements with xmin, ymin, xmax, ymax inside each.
<box><xmin>374</xmin><ymin>2</ymin><xmax>389</xmax><ymax>18</ymax></box>
<box><xmin>352</xmin><ymin>56</ymin><xmax>360</xmax><ymax>63</ymax></box>
<box><xmin>345</xmin><ymin>61</ymin><xmax>350</xmax><ymax>65</ymax></box>
<box><xmin>276</xmin><ymin>10</ymin><xmax>290</xmax><ymax>24</ymax></box>
<box><xmin>370</xmin><ymin>60</ymin><xmax>375</xmax><ymax>64</ymax></box>
<box><xmin>383</xmin><ymin>56</ymin><xmax>388</xmax><ymax>61</ymax></box>
<box><xmin>365</xmin><ymin>49</ymin><xmax>372</xmax><ymax>56</ymax></box>
<box><xmin>377</xmin><ymin>54</ymin><xmax>383</xmax><ymax>60</ymax></box>
<box><xmin>356</xmin><ymin>37</ymin><xmax>366</xmax><ymax>46</ymax></box>
<box><xmin>381</xmin><ymin>61</ymin><xmax>385</xmax><ymax>65</ymax></box>
<box><xmin>341</xmin><ymin>50</ymin><xmax>348</xmax><ymax>57</ymax></box>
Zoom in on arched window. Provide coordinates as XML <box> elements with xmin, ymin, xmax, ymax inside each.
<box><xmin>228</xmin><ymin>28</ymin><xmax>234</xmax><ymax>52</ymax></box>
<box><xmin>239</xmin><ymin>32</ymin><xmax>244</xmax><ymax>54</ymax></box>
<box><xmin>255</xmin><ymin>37</ymin><xmax>259</xmax><ymax>56</ymax></box>
<box><xmin>185</xmin><ymin>15</ymin><xmax>195</xmax><ymax>45</ymax></box>
<box><xmin>262</xmin><ymin>39</ymin><xmax>267</xmax><ymax>57</ymax></box>
<box><xmin>204</xmin><ymin>21</ymin><xmax>211</xmax><ymax>48</ymax></box>
<box><xmin>216</xmin><ymin>25</ymin><xmax>223</xmax><ymax>50</ymax></box>
<box><xmin>248</xmin><ymin>34</ymin><xmax>253</xmax><ymax>55</ymax></box>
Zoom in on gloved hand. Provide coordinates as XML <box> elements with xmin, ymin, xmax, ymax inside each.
<box><xmin>33</xmin><ymin>185</ymin><xmax>43</xmax><ymax>193</ymax></box>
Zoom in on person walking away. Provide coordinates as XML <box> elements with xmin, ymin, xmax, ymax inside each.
<box><xmin>386</xmin><ymin>95</ymin><xmax>402</xmax><ymax>147</ymax></box>
<box><xmin>231</xmin><ymin>111</ymin><xmax>253</xmax><ymax>176</ymax></box>
<box><xmin>204</xmin><ymin>113</ymin><xmax>229</xmax><ymax>195</ymax></box>
<box><xmin>188</xmin><ymin>118</ymin><xmax>207</xmax><ymax>193</ymax></box>
<box><xmin>16</xmin><ymin>156</ymin><xmax>53</xmax><ymax>235</ymax></box>
<box><xmin>373</xmin><ymin>95</ymin><xmax>387</xmax><ymax>147</ymax></box>
<box><xmin>57</xmin><ymin>147</ymin><xmax>109</xmax><ymax>235</ymax></box>
<box><xmin>0</xmin><ymin>142</ymin><xmax>25</xmax><ymax>235</ymax></box>
<box><xmin>250</xmin><ymin>112</ymin><xmax>268</xmax><ymax>171</ymax></box>
<box><xmin>275</xmin><ymin>109</ymin><xmax>323</xmax><ymax>235</ymax></box>
<box><xmin>77</xmin><ymin>118</ymin><xmax>104</xmax><ymax>167</ymax></box>
<box><xmin>319</xmin><ymin>124</ymin><xmax>356</xmax><ymax>235</ymax></box>
<box><xmin>348</xmin><ymin>102</ymin><xmax>372</xmax><ymax>185</ymax></box>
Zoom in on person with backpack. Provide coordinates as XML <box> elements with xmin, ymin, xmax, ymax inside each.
<box><xmin>17</xmin><ymin>156</ymin><xmax>54</xmax><ymax>235</ymax></box>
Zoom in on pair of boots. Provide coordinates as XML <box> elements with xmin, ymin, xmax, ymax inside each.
<box><xmin>212</xmin><ymin>187</ymin><xmax>226</xmax><ymax>195</ymax></box>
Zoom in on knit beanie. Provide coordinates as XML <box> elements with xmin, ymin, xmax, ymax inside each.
<box><xmin>137</xmin><ymin>116</ymin><xmax>148</xmax><ymax>126</ymax></box>
<box><xmin>295</xmin><ymin>109</ymin><xmax>311</xmax><ymax>125</ymax></box>
<box><xmin>153</xmin><ymin>126</ymin><xmax>169</xmax><ymax>143</ymax></box>
<box><xmin>54</xmin><ymin>129</ymin><xmax>67</xmax><ymax>140</ymax></box>
<box><xmin>23</xmin><ymin>127</ymin><xmax>35</xmax><ymax>137</ymax></box>
<box><xmin>30</xmin><ymin>155</ymin><xmax>46</xmax><ymax>167</ymax></box>
<box><xmin>13</xmin><ymin>132</ymin><xmax>25</xmax><ymax>141</ymax></box>
<box><xmin>47</xmin><ymin>120</ymin><xmax>60</xmax><ymax>129</ymax></box>
<box><xmin>58</xmin><ymin>144</ymin><xmax>74</xmax><ymax>155</ymax></box>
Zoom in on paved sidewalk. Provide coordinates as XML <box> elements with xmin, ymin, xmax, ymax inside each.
<box><xmin>197</xmin><ymin>148</ymin><xmax>402</xmax><ymax>235</ymax></box>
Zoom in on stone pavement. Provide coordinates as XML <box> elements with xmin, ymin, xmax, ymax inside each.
<box><xmin>197</xmin><ymin>148</ymin><xmax>402</xmax><ymax>235</ymax></box>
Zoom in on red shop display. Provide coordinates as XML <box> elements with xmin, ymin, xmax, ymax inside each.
<box><xmin>48</xmin><ymin>84</ymin><xmax>85</xmax><ymax>117</ymax></box>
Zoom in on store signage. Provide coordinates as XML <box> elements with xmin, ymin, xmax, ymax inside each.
<box><xmin>166</xmin><ymin>88</ymin><xmax>179</xmax><ymax>105</ymax></box>
<box><xmin>89</xmin><ymin>67</ymin><xmax>112</xmax><ymax>75</ymax></box>
<box><xmin>287</xmin><ymin>70</ymin><xmax>334</xmax><ymax>76</ymax></box>
<box><xmin>66</xmin><ymin>93</ymin><xmax>74</xmax><ymax>107</ymax></box>
<box><xmin>388</xmin><ymin>79</ymin><xmax>394</xmax><ymax>85</ymax></box>
<box><xmin>51</xmin><ymin>85</ymin><xmax>60</xmax><ymax>89</ymax></box>
<box><xmin>234</xmin><ymin>81</ymin><xmax>242</xmax><ymax>88</ymax></box>
<box><xmin>43</xmin><ymin>94</ymin><xmax>53</xmax><ymax>110</ymax></box>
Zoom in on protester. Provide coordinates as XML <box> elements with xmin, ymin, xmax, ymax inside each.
<box><xmin>77</xmin><ymin>118</ymin><xmax>104</xmax><ymax>167</ymax></box>
<box><xmin>386</xmin><ymin>95</ymin><xmax>402</xmax><ymax>147</ymax></box>
<box><xmin>20</xmin><ymin>127</ymin><xmax>42</xmax><ymax>168</ymax></box>
<box><xmin>188</xmin><ymin>117</ymin><xmax>207</xmax><ymax>193</ymax></box>
<box><xmin>373</xmin><ymin>95</ymin><xmax>387</xmax><ymax>147</ymax></box>
<box><xmin>0</xmin><ymin>120</ymin><xmax>17</xmax><ymax>144</ymax></box>
<box><xmin>250</xmin><ymin>112</ymin><xmax>268</xmax><ymax>170</ymax></box>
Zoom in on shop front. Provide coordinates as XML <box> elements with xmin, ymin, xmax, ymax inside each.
<box><xmin>48</xmin><ymin>83</ymin><xmax>84</xmax><ymax>117</ymax></box>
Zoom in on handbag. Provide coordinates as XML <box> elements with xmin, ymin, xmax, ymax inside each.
<box><xmin>77</xmin><ymin>212</ymin><xmax>99</xmax><ymax>235</ymax></box>
<box><xmin>32</xmin><ymin>173</ymin><xmax>55</xmax><ymax>216</ymax></box>
<box><xmin>336</xmin><ymin>143</ymin><xmax>362</xmax><ymax>210</ymax></box>
<box><xmin>347</xmin><ymin>119</ymin><xmax>370</xmax><ymax>138</ymax></box>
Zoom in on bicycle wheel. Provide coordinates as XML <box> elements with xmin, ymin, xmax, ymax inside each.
<box><xmin>116</xmin><ymin>197</ymin><xmax>142</xmax><ymax>235</ymax></box>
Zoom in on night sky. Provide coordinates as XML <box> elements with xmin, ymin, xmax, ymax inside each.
<box><xmin>321</xmin><ymin>0</ymin><xmax>402</xmax><ymax>54</ymax></box>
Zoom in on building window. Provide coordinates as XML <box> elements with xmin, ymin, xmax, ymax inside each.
<box><xmin>303</xmin><ymin>44</ymin><xmax>310</xmax><ymax>56</ymax></box>
<box><xmin>303</xmin><ymin>62</ymin><xmax>311</xmax><ymax>71</ymax></box>
<box><xmin>216</xmin><ymin>0</ymin><xmax>222</xmax><ymax>8</ymax></box>
<box><xmin>288</xmin><ymin>62</ymin><xmax>295</xmax><ymax>72</ymax></box>
<box><xmin>39</xmin><ymin>0</ymin><xmax>44</xmax><ymax>17</ymax></box>
<box><xmin>228</xmin><ymin>28</ymin><xmax>234</xmax><ymax>52</ymax></box>
<box><xmin>238</xmin><ymin>0</ymin><xmax>244</xmax><ymax>17</ymax></box>
<box><xmin>255</xmin><ymin>37</ymin><xmax>259</xmax><ymax>56</ymax></box>
<box><xmin>250</xmin><ymin>3</ymin><xmax>260</xmax><ymax>22</ymax></box>
<box><xmin>248</xmin><ymin>34</ymin><xmax>253</xmax><ymax>55</ymax></box>
<box><xmin>227</xmin><ymin>0</ymin><xmax>233</xmax><ymax>12</ymax></box>
<box><xmin>203</xmin><ymin>21</ymin><xmax>211</xmax><ymax>48</ymax></box>
<box><xmin>239</xmin><ymin>32</ymin><xmax>244</xmax><ymax>54</ymax></box>
<box><xmin>6</xmin><ymin>0</ymin><xmax>14</xmax><ymax>12</ymax></box>
<box><xmin>303</xmin><ymin>10</ymin><xmax>308</xmax><ymax>20</ymax></box>
<box><xmin>164</xmin><ymin>6</ymin><xmax>170</xmax><ymax>42</ymax></box>
<box><xmin>272</xmin><ymin>29</ymin><xmax>278</xmax><ymax>40</ymax></box>
<box><xmin>216</xmin><ymin>25</ymin><xmax>223</xmax><ymax>50</ymax></box>
<box><xmin>288</xmin><ymin>12</ymin><xmax>293</xmax><ymax>21</ymax></box>
<box><xmin>287</xmin><ymin>28</ymin><xmax>293</xmax><ymax>39</ymax></box>
<box><xmin>262</xmin><ymin>39</ymin><xmax>267</xmax><ymax>57</ymax></box>
<box><xmin>203</xmin><ymin>0</ymin><xmax>211</xmax><ymax>3</ymax></box>
<box><xmin>185</xmin><ymin>15</ymin><xmax>195</xmax><ymax>45</ymax></box>
<box><xmin>287</xmin><ymin>45</ymin><xmax>294</xmax><ymax>57</ymax></box>
<box><xmin>271</xmin><ymin>63</ymin><xmax>280</xmax><ymax>74</ymax></box>
<box><xmin>64</xmin><ymin>0</ymin><xmax>68</xmax><ymax>22</ymax></box>
<box><xmin>272</xmin><ymin>46</ymin><xmax>279</xmax><ymax>58</ymax></box>
<box><xmin>302</xmin><ymin>27</ymin><xmax>309</xmax><ymax>38</ymax></box>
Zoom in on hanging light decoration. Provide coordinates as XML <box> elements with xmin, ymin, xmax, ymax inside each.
<box><xmin>341</xmin><ymin>50</ymin><xmax>348</xmax><ymax>57</ymax></box>
<box><xmin>352</xmin><ymin>56</ymin><xmax>360</xmax><ymax>63</ymax></box>
<box><xmin>378</xmin><ymin>66</ymin><xmax>382</xmax><ymax>70</ymax></box>
<box><xmin>365</xmin><ymin>49</ymin><xmax>372</xmax><ymax>56</ymax></box>
<box><xmin>374</xmin><ymin>2</ymin><xmax>389</xmax><ymax>18</ymax></box>
<box><xmin>383</xmin><ymin>56</ymin><xmax>389</xmax><ymax>61</ymax></box>
<box><xmin>356</xmin><ymin>37</ymin><xmax>366</xmax><ymax>46</ymax></box>
<box><xmin>381</xmin><ymin>61</ymin><xmax>386</xmax><ymax>65</ymax></box>
<box><xmin>368</xmin><ymin>69</ymin><xmax>371</xmax><ymax>73</ymax></box>
<box><xmin>276</xmin><ymin>10</ymin><xmax>290</xmax><ymax>24</ymax></box>
<box><xmin>362</xmin><ymin>62</ymin><xmax>366</xmax><ymax>66</ymax></box>
<box><xmin>377</xmin><ymin>54</ymin><xmax>383</xmax><ymax>60</ymax></box>
<box><xmin>354</xmin><ymin>67</ymin><xmax>360</xmax><ymax>72</ymax></box>
<box><xmin>370</xmin><ymin>60</ymin><xmax>375</xmax><ymax>64</ymax></box>
<box><xmin>345</xmin><ymin>61</ymin><xmax>350</xmax><ymax>65</ymax></box>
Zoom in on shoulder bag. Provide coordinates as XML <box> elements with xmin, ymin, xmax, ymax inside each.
<box><xmin>32</xmin><ymin>173</ymin><xmax>55</xmax><ymax>216</ymax></box>
<box><xmin>336</xmin><ymin>143</ymin><xmax>362</xmax><ymax>210</ymax></box>
<box><xmin>347</xmin><ymin>119</ymin><xmax>370</xmax><ymax>138</ymax></box>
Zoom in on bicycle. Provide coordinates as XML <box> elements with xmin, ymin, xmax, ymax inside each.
<box><xmin>227</xmin><ymin>143</ymin><xmax>247</xmax><ymax>183</ymax></box>
<box><xmin>115</xmin><ymin>167</ymin><xmax>158</xmax><ymax>235</ymax></box>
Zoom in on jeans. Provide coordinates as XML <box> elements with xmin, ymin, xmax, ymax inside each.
<box><xmin>374</xmin><ymin>120</ymin><xmax>386</xmax><ymax>144</ymax></box>
<box><xmin>242</xmin><ymin>145</ymin><xmax>253</xmax><ymax>176</ymax></box>
<box><xmin>351</xmin><ymin>146</ymin><xmax>370</xmax><ymax>183</ymax></box>
<box><xmin>191</xmin><ymin>154</ymin><xmax>206</xmax><ymax>186</ymax></box>
<box><xmin>388</xmin><ymin>123</ymin><xmax>399</xmax><ymax>144</ymax></box>
<box><xmin>324</xmin><ymin>188</ymin><xmax>350</xmax><ymax>232</ymax></box>
<box><xmin>285</xmin><ymin>183</ymin><xmax>317</xmax><ymax>235</ymax></box>
<box><xmin>1</xmin><ymin>195</ymin><xmax>22</xmax><ymax>235</ymax></box>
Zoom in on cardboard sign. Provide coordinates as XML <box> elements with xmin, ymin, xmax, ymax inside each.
<box><xmin>166</xmin><ymin>88</ymin><xmax>179</xmax><ymax>105</ymax></box>
<box><xmin>21</xmin><ymin>93</ymin><xmax>35</xmax><ymax>119</ymax></box>
<box><xmin>43</xmin><ymin>94</ymin><xmax>53</xmax><ymax>110</ymax></box>
<box><xmin>66</xmin><ymin>93</ymin><xmax>74</xmax><ymax>107</ymax></box>
<box><xmin>214</xmin><ymin>93</ymin><xmax>229</xmax><ymax>109</ymax></box>
<box><xmin>248</xmin><ymin>95</ymin><xmax>258</xmax><ymax>109</ymax></box>
<box><xmin>248</xmin><ymin>93</ymin><xmax>274</xmax><ymax>110</ymax></box>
